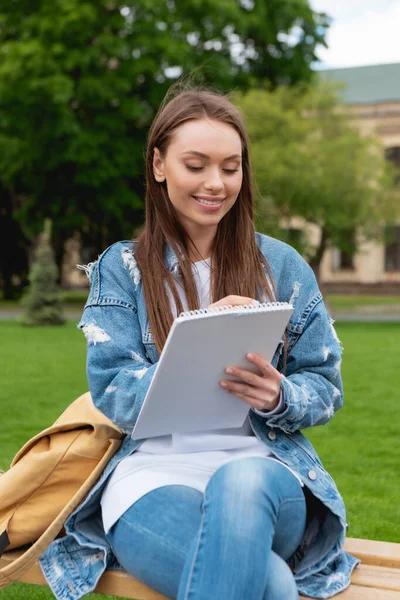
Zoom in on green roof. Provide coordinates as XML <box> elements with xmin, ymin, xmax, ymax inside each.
<box><xmin>319</xmin><ymin>62</ymin><xmax>400</xmax><ymax>105</ymax></box>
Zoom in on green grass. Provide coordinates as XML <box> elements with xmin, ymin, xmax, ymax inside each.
<box><xmin>0</xmin><ymin>322</ymin><xmax>87</xmax><ymax>463</ymax></box>
<box><xmin>307</xmin><ymin>322</ymin><xmax>399</xmax><ymax>543</ymax></box>
<box><xmin>0</xmin><ymin>320</ymin><xmax>399</xmax><ymax>598</ymax></box>
<box><xmin>0</xmin><ymin>584</ymin><xmax>121</xmax><ymax>600</ymax></box>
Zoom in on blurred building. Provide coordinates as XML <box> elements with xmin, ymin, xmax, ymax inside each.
<box><xmin>318</xmin><ymin>62</ymin><xmax>400</xmax><ymax>292</ymax></box>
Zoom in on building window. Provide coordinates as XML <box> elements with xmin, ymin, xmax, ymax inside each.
<box><xmin>385</xmin><ymin>146</ymin><xmax>400</xmax><ymax>168</ymax></box>
<box><xmin>385</xmin><ymin>146</ymin><xmax>400</xmax><ymax>185</ymax></box>
<box><xmin>385</xmin><ymin>226</ymin><xmax>400</xmax><ymax>272</ymax></box>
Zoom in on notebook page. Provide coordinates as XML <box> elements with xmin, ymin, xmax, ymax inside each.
<box><xmin>132</xmin><ymin>304</ymin><xmax>292</xmax><ymax>440</ymax></box>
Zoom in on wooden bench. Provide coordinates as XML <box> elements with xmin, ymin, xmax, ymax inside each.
<box><xmin>1</xmin><ymin>538</ymin><xmax>400</xmax><ymax>599</ymax></box>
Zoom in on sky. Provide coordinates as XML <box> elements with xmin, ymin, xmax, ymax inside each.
<box><xmin>309</xmin><ymin>0</ymin><xmax>400</xmax><ymax>69</ymax></box>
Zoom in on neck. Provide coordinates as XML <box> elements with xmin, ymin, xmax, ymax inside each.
<box><xmin>187</xmin><ymin>228</ymin><xmax>216</xmax><ymax>263</ymax></box>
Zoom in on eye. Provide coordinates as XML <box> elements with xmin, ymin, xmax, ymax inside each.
<box><xmin>186</xmin><ymin>165</ymin><xmax>239</xmax><ymax>174</ymax></box>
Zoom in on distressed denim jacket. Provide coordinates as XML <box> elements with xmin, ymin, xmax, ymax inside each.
<box><xmin>39</xmin><ymin>233</ymin><xmax>359</xmax><ymax>600</ymax></box>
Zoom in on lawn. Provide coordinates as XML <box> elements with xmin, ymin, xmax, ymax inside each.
<box><xmin>0</xmin><ymin>320</ymin><xmax>399</xmax><ymax>599</ymax></box>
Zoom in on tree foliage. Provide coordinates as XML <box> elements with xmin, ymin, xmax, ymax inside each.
<box><xmin>234</xmin><ymin>80</ymin><xmax>400</xmax><ymax>279</ymax></box>
<box><xmin>0</xmin><ymin>0</ymin><xmax>329</xmax><ymax>295</ymax></box>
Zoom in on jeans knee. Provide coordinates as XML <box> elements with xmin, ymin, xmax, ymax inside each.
<box><xmin>206</xmin><ymin>457</ymin><xmax>290</xmax><ymax>509</ymax></box>
<box><xmin>265</xmin><ymin>552</ymin><xmax>298</xmax><ymax>600</ymax></box>
<box><xmin>207</xmin><ymin>457</ymin><xmax>270</xmax><ymax>499</ymax></box>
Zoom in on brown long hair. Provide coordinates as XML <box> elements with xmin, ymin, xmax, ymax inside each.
<box><xmin>135</xmin><ymin>85</ymin><xmax>277</xmax><ymax>353</ymax></box>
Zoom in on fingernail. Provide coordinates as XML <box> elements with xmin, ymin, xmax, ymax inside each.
<box><xmin>225</xmin><ymin>367</ymin><xmax>233</xmax><ymax>374</ymax></box>
<box><xmin>246</xmin><ymin>353</ymin><xmax>254</xmax><ymax>360</ymax></box>
<box><xmin>220</xmin><ymin>381</ymin><xmax>227</xmax><ymax>387</ymax></box>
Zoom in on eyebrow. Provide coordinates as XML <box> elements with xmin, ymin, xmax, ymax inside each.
<box><xmin>181</xmin><ymin>151</ymin><xmax>242</xmax><ymax>160</ymax></box>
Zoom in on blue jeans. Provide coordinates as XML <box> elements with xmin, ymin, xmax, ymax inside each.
<box><xmin>106</xmin><ymin>457</ymin><xmax>307</xmax><ymax>600</ymax></box>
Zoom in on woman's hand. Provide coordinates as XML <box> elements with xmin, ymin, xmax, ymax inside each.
<box><xmin>219</xmin><ymin>352</ymin><xmax>282</xmax><ymax>412</ymax></box>
<box><xmin>208</xmin><ymin>295</ymin><xmax>258</xmax><ymax>309</ymax></box>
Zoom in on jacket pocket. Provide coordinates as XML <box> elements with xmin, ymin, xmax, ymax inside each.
<box><xmin>142</xmin><ymin>328</ymin><xmax>159</xmax><ymax>364</ymax></box>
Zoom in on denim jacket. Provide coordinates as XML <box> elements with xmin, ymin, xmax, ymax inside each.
<box><xmin>39</xmin><ymin>233</ymin><xmax>359</xmax><ymax>599</ymax></box>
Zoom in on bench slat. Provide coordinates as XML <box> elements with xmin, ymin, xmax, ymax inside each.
<box><xmin>344</xmin><ymin>538</ymin><xmax>400</xmax><ymax>569</ymax></box>
<box><xmin>351</xmin><ymin>564</ymin><xmax>400</xmax><ymax>592</ymax></box>
<box><xmin>95</xmin><ymin>569</ymin><xmax>167</xmax><ymax>600</ymax></box>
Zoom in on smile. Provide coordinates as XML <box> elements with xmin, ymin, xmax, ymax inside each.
<box><xmin>192</xmin><ymin>196</ymin><xmax>224</xmax><ymax>208</ymax></box>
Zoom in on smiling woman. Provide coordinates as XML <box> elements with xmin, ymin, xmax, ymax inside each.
<box><xmin>152</xmin><ymin>121</ymin><xmax>243</xmax><ymax>249</ymax></box>
<box><xmin>34</xmin><ymin>85</ymin><xmax>358</xmax><ymax>600</ymax></box>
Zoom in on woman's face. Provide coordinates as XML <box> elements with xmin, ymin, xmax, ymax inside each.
<box><xmin>153</xmin><ymin>118</ymin><xmax>243</xmax><ymax>241</ymax></box>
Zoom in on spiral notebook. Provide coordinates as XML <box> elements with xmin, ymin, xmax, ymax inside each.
<box><xmin>132</xmin><ymin>302</ymin><xmax>293</xmax><ymax>440</ymax></box>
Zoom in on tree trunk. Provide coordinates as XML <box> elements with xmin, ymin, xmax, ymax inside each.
<box><xmin>0</xmin><ymin>188</ymin><xmax>30</xmax><ymax>299</ymax></box>
<box><xmin>308</xmin><ymin>227</ymin><xmax>333</xmax><ymax>314</ymax></box>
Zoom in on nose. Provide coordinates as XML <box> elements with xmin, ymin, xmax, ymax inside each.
<box><xmin>204</xmin><ymin>167</ymin><xmax>224</xmax><ymax>194</ymax></box>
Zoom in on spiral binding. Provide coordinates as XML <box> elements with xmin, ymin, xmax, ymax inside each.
<box><xmin>178</xmin><ymin>301</ymin><xmax>291</xmax><ymax>320</ymax></box>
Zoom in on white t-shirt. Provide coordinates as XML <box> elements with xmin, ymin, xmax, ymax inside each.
<box><xmin>101</xmin><ymin>258</ymin><xmax>300</xmax><ymax>533</ymax></box>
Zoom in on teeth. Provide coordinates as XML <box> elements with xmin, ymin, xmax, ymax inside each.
<box><xmin>195</xmin><ymin>197</ymin><xmax>222</xmax><ymax>206</ymax></box>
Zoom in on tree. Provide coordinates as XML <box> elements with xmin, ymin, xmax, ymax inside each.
<box><xmin>234</xmin><ymin>80</ymin><xmax>400</xmax><ymax>281</ymax></box>
<box><xmin>21</xmin><ymin>220</ymin><xmax>65</xmax><ymax>326</ymax></box>
<box><xmin>0</xmin><ymin>0</ymin><xmax>330</xmax><ymax>296</ymax></box>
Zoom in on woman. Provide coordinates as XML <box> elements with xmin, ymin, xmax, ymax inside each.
<box><xmin>40</xmin><ymin>87</ymin><xmax>358</xmax><ymax>600</ymax></box>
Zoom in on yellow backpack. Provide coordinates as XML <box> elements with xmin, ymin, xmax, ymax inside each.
<box><xmin>0</xmin><ymin>392</ymin><xmax>123</xmax><ymax>589</ymax></box>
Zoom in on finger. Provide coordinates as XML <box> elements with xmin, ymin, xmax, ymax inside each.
<box><xmin>209</xmin><ymin>295</ymin><xmax>257</xmax><ymax>309</ymax></box>
<box><xmin>220</xmin><ymin>379</ymin><xmax>269</xmax><ymax>402</ymax></box>
<box><xmin>246</xmin><ymin>352</ymin><xmax>280</xmax><ymax>377</ymax></box>
<box><xmin>224</xmin><ymin>366</ymin><xmax>264</xmax><ymax>386</ymax></box>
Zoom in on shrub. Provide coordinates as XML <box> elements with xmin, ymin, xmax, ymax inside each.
<box><xmin>21</xmin><ymin>220</ymin><xmax>65</xmax><ymax>326</ymax></box>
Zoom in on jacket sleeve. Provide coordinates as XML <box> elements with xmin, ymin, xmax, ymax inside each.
<box><xmin>262</xmin><ymin>253</ymin><xmax>344</xmax><ymax>433</ymax></box>
<box><xmin>77</xmin><ymin>244</ymin><xmax>157</xmax><ymax>436</ymax></box>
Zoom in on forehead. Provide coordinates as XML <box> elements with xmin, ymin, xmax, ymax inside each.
<box><xmin>169</xmin><ymin>118</ymin><xmax>242</xmax><ymax>157</ymax></box>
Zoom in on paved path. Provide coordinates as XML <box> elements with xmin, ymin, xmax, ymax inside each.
<box><xmin>332</xmin><ymin>312</ymin><xmax>400</xmax><ymax>322</ymax></box>
<box><xmin>1</xmin><ymin>307</ymin><xmax>400</xmax><ymax>322</ymax></box>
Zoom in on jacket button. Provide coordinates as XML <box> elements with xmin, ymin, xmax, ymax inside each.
<box><xmin>308</xmin><ymin>469</ymin><xmax>317</xmax><ymax>481</ymax></box>
<box><xmin>268</xmin><ymin>431</ymin><xmax>276</xmax><ymax>441</ymax></box>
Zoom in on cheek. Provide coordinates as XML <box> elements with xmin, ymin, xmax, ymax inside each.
<box><xmin>166</xmin><ymin>166</ymin><xmax>195</xmax><ymax>197</ymax></box>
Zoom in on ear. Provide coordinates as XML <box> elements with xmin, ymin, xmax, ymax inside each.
<box><xmin>153</xmin><ymin>147</ymin><xmax>166</xmax><ymax>182</ymax></box>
